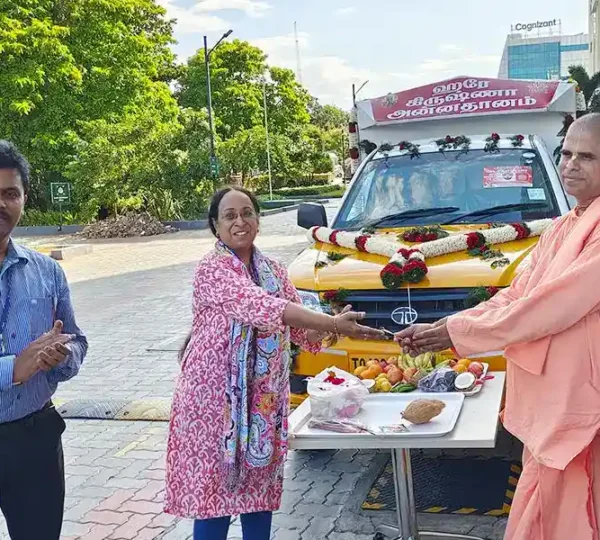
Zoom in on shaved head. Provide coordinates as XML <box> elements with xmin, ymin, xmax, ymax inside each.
<box><xmin>571</xmin><ymin>113</ymin><xmax>600</xmax><ymax>138</ymax></box>
<box><xmin>559</xmin><ymin>114</ymin><xmax>600</xmax><ymax>207</ymax></box>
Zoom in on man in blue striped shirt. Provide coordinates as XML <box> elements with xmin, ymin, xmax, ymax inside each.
<box><xmin>0</xmin><ymin>141</ymin><xmax>88</xmax><ymax>539</ymax></box>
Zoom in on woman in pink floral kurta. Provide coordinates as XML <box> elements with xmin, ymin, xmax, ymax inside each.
<box><xmin>165</xmin><ymin>187</ymin><xmax>381</xmax><ymax>540</ymax></box>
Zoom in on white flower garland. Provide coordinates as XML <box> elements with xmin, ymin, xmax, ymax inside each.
<box><xmin>309</xmin><ymin>219</ymin><xmax>553</xmax><ymax>263</ymax></box>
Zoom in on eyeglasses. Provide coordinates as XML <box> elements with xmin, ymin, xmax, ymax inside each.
<box><xmin>218</xmin><ymin>209</ymin><xmax>258</xmax><ymax>223</ymax></box>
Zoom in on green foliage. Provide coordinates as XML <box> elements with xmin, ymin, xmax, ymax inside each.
<box><xmin>0</xmin><ymin>0</ymin><xmax>178</xmax><ymax>208</ymax></box>
<box><xmin>1</xmin><ymin>0</ymin><xmax>343</xmax><ymax>224</ymax></box>
<box><xmin>271</xmin><ymin>184</ymin><xmax>345</xmax><ymax>198</ymax></box>
<box><xmin>19</xmin><ymin>209</ymin><xmax>80</xmax><ymax>227</ymax></box>
<box><xmin>309</xmin><ymin>99</ymin><xmax>349</xmax><ymax>130</ymax></box>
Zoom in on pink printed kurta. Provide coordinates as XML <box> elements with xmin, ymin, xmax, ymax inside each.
<box><xmin>447</xmin><ymin>200</ymin><xmax>600</xmax><ymax>539</ymax></box>
<box><xmin>164</xmin><ymin>249</ymin><xmax>320</xmax><ymax>520</ymax></box>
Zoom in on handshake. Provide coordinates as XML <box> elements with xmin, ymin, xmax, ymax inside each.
<box><xmin>393</xmin><ymin>320</ymin><xmax>454</xmax><ymax>356</ymax></box>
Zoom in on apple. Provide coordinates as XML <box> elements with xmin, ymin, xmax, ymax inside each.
<box><xmin>383</xmin><ymin>365</ymin><xmax>394</xmax><ymax>374</ymax></box>
<box><xmin>468</xmin><ymin>362</ymin><xmax>485</xmax><ymax>378</ymax></box>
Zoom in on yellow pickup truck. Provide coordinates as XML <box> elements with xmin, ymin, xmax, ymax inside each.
<box><xmin>287</xmin><ymin>134</ymin><xmax>571</xmax><ymax>403</ymax></box>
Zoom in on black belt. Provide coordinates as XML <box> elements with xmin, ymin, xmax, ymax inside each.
<box><xmin>0</xmin><ymin>402</ymin><xmax>55</xmax><ymax>434</ymax></box>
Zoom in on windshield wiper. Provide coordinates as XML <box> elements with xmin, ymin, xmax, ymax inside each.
<box><xmin>442</xmin><ymin>203</ymin><xmax>549</xmax><ymax>225</ymax></box>
<box><xmin>356</xmin><ymin>207</ymin><xmax>460</xmax><ymax>230</ymax></box>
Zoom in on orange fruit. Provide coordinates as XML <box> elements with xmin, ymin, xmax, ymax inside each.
<box><xmin>354</xmin><ymin>366</ymin><xmax>368</xmax><ymax>378</ymax></box>
<box><xmin>370</xmin><ymin>364</ymin><xmax>383</xmax><ymax>376</ymax></box>
<box><xmin>361</xmin><ymin>368</ymin><xmax>378</xmax><ymax>380</ymax></box>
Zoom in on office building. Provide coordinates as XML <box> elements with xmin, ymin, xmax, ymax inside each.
<box><xmin>498</xmin><ymin>19</ymin><xmax>589</xmax><ymax>80</ymax></box>
<box><xmin>590</xmin><ymin>0</ymin><xmax>600</xmax><ymax>73</ymax></box>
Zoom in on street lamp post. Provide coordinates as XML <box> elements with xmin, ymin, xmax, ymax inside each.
<box><xmin>262</xmin><ymin>76</ymin><xmax>273</xmax><ymax>201</ymax></box>
<box><xmin>204</xmin><ymin>30</ymin><xmax>233</xmax><ymax>181</ymax></box>
<box><xmin>351</xmin><ymin>80</ymin><xmax>369</xmax><ymax>162</ymax></box>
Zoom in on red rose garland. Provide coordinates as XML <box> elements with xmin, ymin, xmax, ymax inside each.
<box><xmin>355</xmin><ymin>235</ymin><xmax>371</xmax><ymax>252</ymax></box>
<box><xmin>380</xmin><ymin>248</ymin><xmax>428</xmax><ymax>289</ymax></box>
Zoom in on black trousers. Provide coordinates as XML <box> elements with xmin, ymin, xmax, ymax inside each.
<box><xmin>0</xmin><ymin>404</ymin><xmax>65</xmax><ymax>540</ymax></box>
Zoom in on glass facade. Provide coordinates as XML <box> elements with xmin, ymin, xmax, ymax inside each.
<box><xmin>499</xmin><ymin>32</ymin><xmax>590</xmax><ymax>80</ymax></box>
<box><xmin>507</xmin><ymin>42</ymin><xmax>561</xmax><ymax>79</ymax></box>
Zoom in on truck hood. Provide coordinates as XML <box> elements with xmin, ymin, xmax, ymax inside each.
<box><xmin>288</xmin><ymin>225</ymin><xmax>538</xmax><ymax>290</ymax></box>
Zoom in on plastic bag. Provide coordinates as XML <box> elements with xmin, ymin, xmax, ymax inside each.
<box><xmin>417</xmin><ymin>368</ymin><xmax>457</xmax><ymax>393</ymax></box>
<box><xmin>307</xmin><ymin>367</ymin><xmax>369</xmax><ymax>421</ymax></box>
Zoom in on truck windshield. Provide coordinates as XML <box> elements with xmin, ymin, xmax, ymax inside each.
<box><xmin>335</xmin><ymin>149</ymin><xmax>561</xmax><ymax>229</ymax></box>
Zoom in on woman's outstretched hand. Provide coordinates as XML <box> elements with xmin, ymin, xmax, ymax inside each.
<box><xmin>334</xmin><ymin>311</ymin><xmax>385</xmax><ymax>340</ymax></box>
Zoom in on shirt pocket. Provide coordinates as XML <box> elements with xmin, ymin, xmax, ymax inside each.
<box><xmin>27</xmin><ymin>296</ymin><xmax>56</xmax><ymax>341</ymax></box>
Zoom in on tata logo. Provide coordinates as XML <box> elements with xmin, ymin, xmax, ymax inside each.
<box><xmin>391</xmin><ymin>306</ymin><xmax>418</xmax><ymax>326</ymax></box>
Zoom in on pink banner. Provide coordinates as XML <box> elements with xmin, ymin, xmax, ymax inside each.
<box><xmin>370</xmin><ymin>77</ymin><xmax>560</xmax><ymax>124</ymax></box>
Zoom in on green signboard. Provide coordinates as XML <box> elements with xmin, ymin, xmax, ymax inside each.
<box><xmin>50</xmin><ymin>182</ymin><xmax>71</xmax><ymax>204</ymax></box>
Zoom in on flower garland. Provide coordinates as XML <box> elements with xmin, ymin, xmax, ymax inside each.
<box><xmin>399</xmin><ymin>140</ymin><xmax>421</xmax><ymax>159</ymax></box>
<box><xmin>322</xmin><ymin>289</ymin><xmax>350</xmax><ymax>304</ymax></box>
<box><xmin>309</xmin><ymin>219</ymin><xmax>552</xmax><ymax>289</ymax></box>
<box><xmin>402</xmin><ymin>225</ymin><xmax>449</xmax><ymax>243</ymax></box>
<box><xmin>434</xmin><ymin>135</ymin><xmax>472</xmax><ymax>157</ymax></box>
<box><xmin>509</xmin><ymin>134</ymin><xmax>525</xmax><ymax>148</ymax></box>
<box><xmin>484</xmin><ymin>133</ymin><xmax>501</xmax><ymax>153</ymax></box>
<box><xmin>464</xmin><ymin>286</ymin><xmax>500</xmax><ymax>309</ymax></box>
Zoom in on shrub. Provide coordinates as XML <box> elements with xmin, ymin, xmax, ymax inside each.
<box><xmin>19</xmin><ymin>209</ymin><xmax>80</xmax><ymax>227</ymax></box>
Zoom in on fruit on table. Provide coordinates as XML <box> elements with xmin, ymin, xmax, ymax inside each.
<box><xmin>454</xmin><ymin>372</ymin><xmax>477</xmax><ymax>392</ymax></box>
<box><xmin>387</xmin><ymin>357</ymin><xmax>399</xmax><ymax>366</ymax></box>
<box><xmin>401</xmin><ymin>399</ymin><xmax>446</xmax><ymax>424</ymax></box>
<box><xmin>383</xmin><ymin>364</ymin><xmax>395</xmax><ymax>374</ymax></box>
<box><xmin>403</xmin><ymin>367</ymin><xmax>417</xmax><ymax>383</ymax></box>
<box><xmin>376</xmin><ymin>378</ymin><xmax>392</xmax><ymax>393</ymax></box>
<box><xmin>453</xmin><ymin>364</ymin><xmax>468</xmax><ymax>374</ymax></box>
<box><xmin>370</xmin><ymin>364</ymin><xmax>383</xmax><ymax>377</ymax></box>
<box><xmin>457</xmin><ymin>359</ymin><xmax>471</xmax><ymax>368</ymax></box>
<box><xmin>361</xmin><ymin>368</ymin><xmax>379</xmax><ymax>379</ymax></box>
<box><xmin>387</xmin><ymin>367</ymin><xmax>403</xmax><ymax>386</ymax></box>
<box><xmin>354</xmin><ymin>366</ymin><xmax>368</xmax><ymax>378</ymax></box>
<box><xmin>468</xmin><ymin>362</ymin><xmax>485</xmax><ymax>378</ymax></box>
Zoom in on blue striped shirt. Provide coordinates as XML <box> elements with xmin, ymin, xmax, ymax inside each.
<box><xmin>0</xmin><ymin>240</ymin><xmax>88</xmax><ymax>422</ymax></box>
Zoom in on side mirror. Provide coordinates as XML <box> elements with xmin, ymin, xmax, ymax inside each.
<box><xmin>297</xmin><ymin>202</ymin><xmax>327</xmax><ymax>229</ymax></box>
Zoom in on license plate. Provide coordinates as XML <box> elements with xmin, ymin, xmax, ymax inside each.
<box><xmin>350</xmin><ymin>356</ymin><xmax>389</xmax><ymax>370</ymax></box>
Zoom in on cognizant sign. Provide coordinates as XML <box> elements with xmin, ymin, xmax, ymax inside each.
<box><xmin>513</xmin><ymin>19</ymin><xmax>558</xmax><ymax>32</ymax></box>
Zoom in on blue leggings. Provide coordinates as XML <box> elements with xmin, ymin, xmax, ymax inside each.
<box><xmin>193</xmin><ymin>511</ymin><xmax>272</xmax><ymax>540</ymax></box>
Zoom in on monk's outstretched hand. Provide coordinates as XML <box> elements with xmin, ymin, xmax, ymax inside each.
<box><xmin>394</xmin><ymin>324</ymin><xmax>433</xmax><ymax>357</ymax></box>
<box><xmin>410</xmin><ymin>322</ymin><xmax>454</xmax><ymax>354</ymax></box>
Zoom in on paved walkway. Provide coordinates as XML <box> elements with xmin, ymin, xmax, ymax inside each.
<box><xmin>0</xmin><ymin>205</ymin><xmax>508</xmax><ymax>539</ymax></box>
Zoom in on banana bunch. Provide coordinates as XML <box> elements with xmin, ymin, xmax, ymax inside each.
<box><xmin>399</xmin><ymin>352</ymin><xmax>435</xmax><ymax>372</ymax></box>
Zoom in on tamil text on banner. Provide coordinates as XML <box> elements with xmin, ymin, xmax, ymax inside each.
<box><xmin>369</xmin><ymin>77</ymin><xmax>561</xmax><ymax>124</ymax></box>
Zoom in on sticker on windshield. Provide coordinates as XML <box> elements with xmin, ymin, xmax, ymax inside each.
<box><xmin>483</xmin><ymin>166</ymin><xmax>533</xmax><ymax>188</ymax></box>
<box><xmin>527</xmin><ymin>188</ymin><xmax>546</xmax><ymax>201</ymax></box>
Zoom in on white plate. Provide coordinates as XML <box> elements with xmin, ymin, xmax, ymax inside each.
<box><xmin>297</xmin><ymin>393</ymin><xmax>464</xmax><ymax>440</ymax></box>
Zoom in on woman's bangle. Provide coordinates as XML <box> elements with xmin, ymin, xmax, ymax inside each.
<box><xmin>332</xmin><ymin>315</ymin><xmax>339</xmax><ymax>336</ymax></box>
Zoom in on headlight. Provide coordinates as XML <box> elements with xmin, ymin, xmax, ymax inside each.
<box><xmin>297</xmin><ymin>290</ymin><xmax>330</xmax><ymax>313</ymax></box>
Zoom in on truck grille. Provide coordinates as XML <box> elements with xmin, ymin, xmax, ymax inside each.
<box><xmin>343</xmin><ymin>288</ymin><xmax>472</xmax><ymax>332</ymax></box>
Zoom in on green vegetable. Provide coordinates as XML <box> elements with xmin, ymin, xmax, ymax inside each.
<box><xmin>391</xmin><ymin>383</ymin><xmax>416</xmax><ymax>393</ymax></box>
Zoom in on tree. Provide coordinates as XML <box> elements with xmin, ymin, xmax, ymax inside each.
<box><xmin>178</xmin><ymin>40</ymin><xmax>311</xmax><ymax>139</ymax></box>
<box><xmin>65</xmin><ymin>88</ymin><xmax>183</xmax><ymax>218</ymax></box>
<box><xmin>309</xmin><ymin>98</ymin><xmax>349</xmax><ymax>130</ymax></box>
<box><xmin>568</xmin><ymin>65</ymin><xmax>600</xmax><ymax>103</ymax></box>
<box><xmin>0</xmin><ymin>0</ymin><xmax>178</xmax><ymax>207</ymax></box>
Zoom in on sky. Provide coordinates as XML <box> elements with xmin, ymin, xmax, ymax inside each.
<box><xmin>157</xmin><ymin>0</ymin><xmax>589</xmax><ymax>109</ymax></box>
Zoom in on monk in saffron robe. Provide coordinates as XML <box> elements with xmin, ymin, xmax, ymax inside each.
<box><xmin>395</xmin><ymin>114</ymin><xmax>600</xmax><ymax>540</ymax></box>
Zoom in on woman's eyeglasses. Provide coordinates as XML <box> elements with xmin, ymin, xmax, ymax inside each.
<box><xmin>219</xmin><ymin>210</ymin><xmax>258</xmax><ymax>223</ymax></box>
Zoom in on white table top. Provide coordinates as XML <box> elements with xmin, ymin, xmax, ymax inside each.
<box><xmin>288</xmin><ymin>371</ymin><xmax>505</xmax><ymax>450</ymax></box>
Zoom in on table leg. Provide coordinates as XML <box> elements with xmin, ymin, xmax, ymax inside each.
<box><xmin>375</xmin><ymin>449</ymin><xmax>486</xmax><ymax>540</ymax></box>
